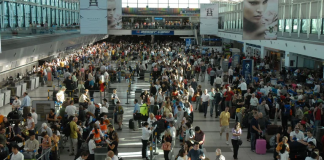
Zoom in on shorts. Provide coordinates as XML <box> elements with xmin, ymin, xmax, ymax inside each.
<box><xmin>220</xmin><ymin>125</ymin><xmax>230</xmax><ymax>134</ymax></box>
<box><xmin>117</xmin><ymin>114</ymin><xmax>123</xmax><ymax>123</ymax></box>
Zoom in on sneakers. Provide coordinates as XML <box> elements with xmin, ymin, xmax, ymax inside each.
<box><xmin>226</xmin><ymin>141</ymin><xmax>229</xmax><ymax>145</ymax></box>
<box><xmin>251</xmin><ymin>150</ymin><xmax>255</xmax><ymax>152</ymax></box>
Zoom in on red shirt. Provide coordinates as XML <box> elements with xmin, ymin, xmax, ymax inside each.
<box><xmin>225</xmin><ymin>91</ymin><xmax>234</xmax><ymax>101</ymax></box>
<box><xmin>315</xmin><ymin>107</ymin><xmax>322</xmax><ymax>120</ymax></box>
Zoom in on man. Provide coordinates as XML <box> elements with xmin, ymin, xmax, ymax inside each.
<box><xmin>175</xmin><ymin>106</ymin><xmax>184</xmax><ymax>128</ymax></box>
<box><xmin>187</xmin><ymin>142</ymin><xmax>205</xmax><ymax>160</ymax></box>
<box><xmin>107</xmin><ymin>0</ymin><xmax>122</xmax><ymax>29</ymax></box>
<box><xmin>142</xmin><ymin>122</ymin><xmax>152</xmax><ymax>160</ymax></box>
<box><xmin>0</xmin><ymin>127</ymin><xmax>8</xmax><ymax>160</ymax></box>
<box><xmin>31</xmin><ymin>108</ymin><xmax>38</xmax><ymax>126</ymax></box>
<box><xmin>133</xmin><ymin>99</ymin><xmax>141</xmax><ymax>130</ymax></box>
<box><xmin>215</xmin><ymin>148</ymin><xmax>225</xmax><ymax>160</ymax></box>
<box><xmin>69</xmin><ymin>117</ymin><xmax>79</xmax><ymax>156</ymax></box>
<box><xmin>224</xmin><ymin>87</ymin><xmax>234</xmax><ymax>108</ymax></box>
<box><xmin>238</xmin><ymin>80</ymin><xmax>247</xmax><ymax>96</ymax></box>
<box><xmin>220</xmin><ymin>106</ymin><xmax>230</xmax><ymax>145</ymax></box>
<box><xmin>46</xmin><ymin>109</ymin><xmax>57</xmax><ymax>125</ymax></box>
<box><xmin>107</xmin><ymin>150</ymin><xmax>118</xmax><ymax>160</ymax></box>
<box><xmin>250</xmin><ymin>93</ymin><xmax>259</xmax><ymax>109</ymax></box>
<box><xmin>313</xmin><ymin>102</ymin><xmax>323</xmax><ymax>136</ymax></box>
<box><xmin>257</xmin><ymin>112</ymin><xmax>269</xmax><ymax>134</ymax></box>
<box><xmin>257</xmin><ymin>99</ymin><xmax>270</xmax><ymax>118</ymax></box>
<box><xmin>11</xmin><ymin>96</ymin><xmax>21</xmax><ymax>110</ymax></box>
<box><xmin>215</xmin><ymin>76</ymin><xmax>223</xmax><ymax>89</ymax></box>
<box><xmin>200</xmin><ymin>63</ymin><xmax>206</xmax><ymax>82</ymax></box>
<box><xmin>188</xmin><ymin>85</ymin><xmax>195</xmax><ymax>103</ymax></box>
<box><xmin>250</xmin><ymin>113</ymin><xmax>262</xmax><ymax>152</ymax></box>
<box><xmin>116</xmin><ymin>101</ymin><xmax>124</xmax><ymax>130</ymax></box>
<box><xmin>87</xmin><ymin>101</ymin><xmax>96</xmax><ymax>116</ymax></box>
<box><xmin>208</xmin><ymin>88</ymin><xmax>216</xmax><ymax>118</ymax></box>
<box><xmin>117</xmin><ymin>64</ymin><xmax>122</xmax><ymax>83</ymax></box>
<box><xmin>26</xmin><ymin>113</ymin><xmax>35</xmax><ymax>134</ymax></box>
<box><xmin>107</xmin><ymin>124</ymin><xmax>115</xmax><ymax>141</ymax></box>
<box><xmin>292</xmin><ymin>106</ymin><xmax>304</xmax><ymax>128</ymax></box>
<box><xmin>200</xmin><ymin>89</ymin><xmax>210</xmax><ymax>118</ymax></box>
<box><xmin>290</xmin><ymin>126</ymin><xmax>304</xmax><ymax>142</ymax></box>
<box><xmin>10</xmin><ymin>144</ymin><xmax>24</xmax><ymax>160</ymax></box>
<box><xmin>191</xmin><ymin>79</ymin><xmax>198</xmax><ymax>92</ymax></box>
<box><xmin>190</xmin><ymin>126</ymin><xmax>205</xmax><ymax>149</ymax></box>
<box><xmin>298</xmin><ymin>131</ymin><xmax>316</xmax><ymax>146</ymax></box>
<box><xmin>76</xmin><ymin>151</ymin><xmax>89</xmax><ymax>160</ymax></box>
<box><xmin>24</xmin><ymin>131</ymin><xmax>39</xmax><ymax>157</ymax></box>
<box><xmin>209</xmin><ymin>68</ymin><xmax>216</xmax><ymax>86</ymax></box>
<box><xmin>20</xmin><ymin>92</ymin><xmax>31</xmax><ymax>120</ymax></box>
<box><xmin>65</xmin><ymin>101</ymin><xmax>77</xmax><ymax>118</ymax></box>
<box><xmin>41</xmin><ymin>123</ymin><xmax>53</xmax><ymax>137</ymax></box>
<box><xmin>56</xmin><ymin>86</ymin><xmax>66</xmax><ymax>104</ymax></box>
<box><xmin>89</xmin><ymin>78</ymin><xmax>95</xmax><ymax>100</ymax></box>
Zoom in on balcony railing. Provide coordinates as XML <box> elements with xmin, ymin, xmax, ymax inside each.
<box><xmin>121</xmin><ymin>24</ymin><xmax>196</xmax><ymax>30</ymax></box>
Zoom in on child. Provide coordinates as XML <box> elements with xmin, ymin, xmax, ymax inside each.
<box><xmin>279</xmin><ymin>144</ymin><xmax>290</xmax><ymax>160</ymax></box>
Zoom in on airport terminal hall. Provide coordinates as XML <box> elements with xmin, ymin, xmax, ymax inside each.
<box><xmin>1</xmin><ymin>0</ymin><xmax>324</xmax><ymax>160</ymax></box>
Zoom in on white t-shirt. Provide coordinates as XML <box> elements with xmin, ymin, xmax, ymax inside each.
<box><xmin>279</xmin><ymin>151</ymin><xmax>289</xmax><ymax>160</ymax></box>
<box><xmin>303</xmin><ymin>136</ymin><xmax>316</xmax><ymax>146</ymax></box>
<box><xmin>149</xmin><ymin>97</ymin><xmax>155</xmax><ymax>105</ymax></box>
<box><xmin>31</xmin><ymin>112</ymin><xmax>38</xmax><ymax>125</ymax></box>
<box><xmin>65</xmin><ymin>105</ymin><xmax>77</xmax><ymax>117</ymax></box>
<box><xmin>10</xmin><ymin>151</ymin><xmax>24</xmax><ymax>160</ymax></box>
<box><xmin>88</xmin><ymin>139</ymin><xmax>96</xmax><ymax>154</ymax></box>
<box><xmin>177</xmin><ymin>156</ymin><xmax>188</xmax><ymax>160</ymax></box>
<box><xmin>290</xmin><ymin>131</ymin><xmax>304</xmax><ymax>141</ymax></box>
<box><xmin>27</xmin><ymin>118</ymin><xmax>34</xmax><ymax>130</ymax></box>
<box><xmin>56</xmin><ymin>90</ymin><xmax>65</xmax><ymax>103</ymax></box>
<box><xmin>100</xmin><ymin>107</ymin><xmax>108</xmax><ymax>114</ymax></box>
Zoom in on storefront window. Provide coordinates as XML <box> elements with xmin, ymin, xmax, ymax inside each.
<box><xmin>285</xmin><ymin>19</ymin><xmax>291</xmax><ymax>32</ymax></box>
<box><xmin>278</xmin><ymin>19</ymin><xmax>283</xmax><ymax>32</ymax></box>
<box><xmin>293</xmin><ymin>19</ymin><xmax>298</xmax><ymax>32</ymax></box>
<box><xmin>301</xmin><ymin>19</ymin><xmax>308</xmax><ymax>33</ymax></box>
<box><xmin>311</xmin><ymin>19</ymin><xmax>318</xmax><ymax>34</ymax></box>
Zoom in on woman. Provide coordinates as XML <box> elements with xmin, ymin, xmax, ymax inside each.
<box><xmin>108</xmin><ymin>132</ymin><xmax>119</xmax><ymax>155</ymax></box>
<box><xmin>195</xmin><ymin>85</ymin><xmax>202</xmax><ymax>110</ymax></box>
<box><xmin>12</xmin><ymin>96</ymin><xmax>21</xmax><ymax>110</ymax></box>
<box><xmin>278</xmin><ymin>144</ymin><xmax>289</xmax><ymax>160</ymax></box>
<box><xmin>51</xmin><ymin>129</ymin><xmax>60</xmax><ymax>160</ymax></box>
<box><xmin>111</xmin><ymin>89</ymin><xmax>120</xmax><ymax>105</ymax></box>
<box><xmin>147</xmin><ymin>113</ymin><xmax>157</xmax><ymax>128</ymax></box>
<box><xmin>243</xmin><ymin>0</ymin><xmax>278</xmax><ymax>40</ymax></box>
<box><xmin>231</xmin><ymin>122</ymin><xmax>242</xmax><ymax>160</ymax></box>
<box><xmin>41</xmin><ymin>132</ymin><xmax>52</xmax><ymax>160</ymax></box>
<box><xmin>162</xmin><ymin>130</ymin><xmax>172</xmax><ymax>160</ymax></box>
<box><xmin>176</xmin><ymin>148</ymin><xmax>188</xmax><ymax>160</ymax></box>
<box><xmin>88</xmin><ymin>134</ymin><xmax>102</xmax><ymax>160</ymax></box>
<box><xmin>162</xmin><ymin>101</ymin><xmax>172</xmax><ymax>117</ymax></box>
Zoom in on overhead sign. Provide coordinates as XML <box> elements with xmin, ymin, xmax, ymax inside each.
<box><xmin>200</xmin><ymin>3</ymin><xmax>219</xmax><ymax>35</ymax></box>
<box><xmin>132</xmin><ymin>30</ymin><xmax>174</xmax><ymax>35</ymax></box>
<box><xmin>242</xmin><ymin>59</ymin><xmax>254</xmax><ymax>84</ymax></box>
<box><xmin>80</xmin><ymin>0</ymin><xmax>107</xmax><ymax>34</ymax></box>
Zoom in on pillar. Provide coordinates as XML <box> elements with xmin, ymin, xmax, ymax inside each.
<box><xmin>260</xmin><ymin>46</ymin><xmax>265</xmax><ymax>59</ymax></box>
<box><xmin>284</xmin><ymin>51</ymin><xmax>290</xmax><ymax>67</ymax></box>
<box><xmin>151</xmin><ymin>35</ymin><xmax>154</xmax><ymax>44</ymax></box>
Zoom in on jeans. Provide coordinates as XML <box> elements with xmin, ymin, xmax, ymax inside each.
<box><xmin>69</xmin><ymin>138</ymin><xmax>78</xmax><ymax>155</ymax></box>
<box><xmin>232</xmin><ymin>139</ymin><xmax>239</xmax><ymax>159</ymax></box>
<box><xmin>314</xmin><ymin>120</ymin><xmax>321</xmax><ymax>136</ymax></box>
<box><xmin>117</xmin><ymin>72</ymin><xmax>121</xmax><ymax>82</ymax></box>
<box><xmin>195</xmin><ymin>96</ymin><xmax>201</xmax><ymax>109</ymax></box>
<box><xmin>209</xmin><ymin>100</ymin><xmax>216</xmax><ymax>116</ymax></box>
<box><xmin>201</xmin><ymin>72</ymin><xmax>205</xmax><ymax>82</ymax></box>
<box><xmin>142</xmin><ymin>139</ymin><xmax>148</xmax><ymax>158</ymax></box>
<box><xmin>251</xmin><ymin>132</ymin><xmax>256</xmax><ymax>150</ymax></box>
<box><xmin>210</xmin><ymin>76</ymin><xmax>215</xmax><ymax>86</ymax></box>
<box><xmin>202</xmin><ymin>101</ymin><xmax>208</xmax><ymax>116</ymax></box>
<box><xmin>42</xmin><ymin>148</ymin><xmax>51</xmax><ymax>160</ymax></box>
<box><xmin>224</xmin><ymin>101</ymin><xmax>232</xmax><ymax>108</ymax></box>
<box><xmin>164</xmin><ymin>150</ymin><xmax>170</xmax><ymax>160</ymax></box>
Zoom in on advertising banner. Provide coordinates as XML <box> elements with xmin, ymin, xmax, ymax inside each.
<box><xmin>200</xmin><ymin>3</ymin><xmax>219</xmax><ymax>35</ymax></box>
<box><xmin>186</xmin><ymin>39</ymin><xmax>191</xmax><ymax>47</ymax></box>
<box><xmin>108</xmin><ymin>0</ymin><xmax>122</xmax><ymax>29</ymax></box>
<box><xmin>242</xmin><ymin>59</ymin><xmax>254</xmax><ymax>84</ymax></box>
<box><xmin>242</xmin><ymin>0</ymin><xmax>278</xmax><ymax>40</ymax></box>
<box><xmin>132</xmin><ymin>30</ymin><xmax>174</xmax><ymax>35</ymax></box>
<box><xmin>80</xmin><ymin>0</ymin><xmax>108</xmax><ymax>34</ymax></box>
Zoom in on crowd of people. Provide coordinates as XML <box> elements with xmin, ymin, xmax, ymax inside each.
<box><xmin>0</xmin><ymin>36</ymin><xmax>324</xmax><ymax>160</ymax></box>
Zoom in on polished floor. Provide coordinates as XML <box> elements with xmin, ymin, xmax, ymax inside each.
<box><xmin>0</xmin><ymin>72</ymin><xmax>279</xmax><ymax>160</ymax></box>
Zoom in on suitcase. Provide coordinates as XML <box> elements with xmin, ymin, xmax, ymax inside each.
<box><xmin>267</xmin><ymin>125</ymin><xmax>282</xmax><ymax>135</ymax></box>
<box><xmin>129</xmin><ymin>119</ymin><xmax>134</xmax><ymax>129</ymax></box>
<box><xmin>255</xmin><ymin>139</ymin><xmax>266</xmax><ymax>154</ymax></box>
<box><xmin>152</xmin><ymin>105</ymin><xmax>159</xmax><ymax>115</ymax></box>
<box><xmin>199</xmin><ymin>104</ymin><xmax>204</xmax><ymax>113</ymax></box>
<box><xmin>74</xmin><ymin>97</ymin><xmax>79</xmax><ymax>104</ymax></box>
<box><xmin>47</xmin><ymin>81</ymin><xmax>53</xmax><ymax>87</ymax></box>
<box><xmin>155</xmin><ymin>115</ymin><xmax>162</xmax><ymax>121</ymax></box>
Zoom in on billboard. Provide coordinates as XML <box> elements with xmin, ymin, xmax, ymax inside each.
<box><xmin>108</xmin><ymin>0</ymin><xmax>122</xmax><ymax>29</ymax></box>
<box><xmin>80</xmin><ymin>0</ymin><xmax>108</xmax><ymax>34</ymax></box>
<box><xmin>131</xmin><ymin>30</ymin><xmax>174</xmax><ymax>35</ymax></box>
<box><xmin>242</xmin><ymin>59</ymin><xmax>254</xmax><ymax>84</ymax></box>
<box><xmin>243</xmin><ymin>0</ymin><xmax>278</xmax><ymax>40</ymax></box>
<box><xmin>200</xmin><ymin>3</ymin><xmax>219</xmax><ymax>35</ymax></box>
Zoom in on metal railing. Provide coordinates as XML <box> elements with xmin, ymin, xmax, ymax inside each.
<box><xmin>122</xmin><ymin>24</ymin><xmax>195</xmax><ymax>30</ymax></box>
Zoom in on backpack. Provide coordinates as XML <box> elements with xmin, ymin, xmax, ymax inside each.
<box><xmin>63</xmin><ymin>122</ymin><xmax>71</xmax><ymax>137</ymax></box>
<box><xmin>269</xmin><ymin>135</ymin><xmax>276</xmax><ymax>147</ymax></box>
<box><xmin>201</xmin><ymin>65</ymin><xmax>206</xmax><ymax>72</ymax></box>
<box><xmin>117</xmin><ymin>106</ymin><xmax>124</xmax><ymax>114</ymax></box>
<box><xmin>284</xmin><ymin>104</ymin><xmax>291</xmax><ymax>116</ymax></box>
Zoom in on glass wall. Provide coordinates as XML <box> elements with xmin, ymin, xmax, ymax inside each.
<box><xmin>122</xmin><ymin>0</ymin><xmax>208</xmax><ymax>8</ymax></box>
<box><xmin>0</xmin><ymin>0</ymin><xmax>79</xmax><ymax>28</ymax></box>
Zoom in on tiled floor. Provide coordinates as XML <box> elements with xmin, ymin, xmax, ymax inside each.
<box><xmin>0</xmin><ymin>65</ymin><xmax>278</xmax><ymax>160</ymax></box>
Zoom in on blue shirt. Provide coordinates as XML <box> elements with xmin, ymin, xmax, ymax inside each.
<box><xmin>89</xmin><ymin>80</ymin><xmax>94</xmax><ymax>87</ymax></box>
<box><xmin>20</xmin><ymin>95</ymin><xmax>31</xmax><ymax>108</ymax></box>
<box><xmin>134</xmin><ymin>103</ymin><xmax>140</xmax><ymax>113</ymax></box>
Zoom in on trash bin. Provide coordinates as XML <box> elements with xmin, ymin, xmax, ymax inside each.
<box><xmin>94</xmin><ymin>147</ymin><xmax>108</xmax><ymax>160</ymax></box>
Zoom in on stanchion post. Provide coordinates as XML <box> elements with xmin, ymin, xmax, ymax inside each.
<box><xmin>100</xmin><ymin>90</ymin><xmax>102</xmax><ymax>101</ymax></box>
<box><xmin>126</xmin><ymin>90</ymin><xmax>130</xmax><ymax>104</ymax></box>
<box><xmin>153</xmin><ymin>131</ymin><xmax>159</xmax><ymax>155</ymax></box>
<box><xmin>48</xmin><ymin>90</ymin><xmax>50</xmax><ymax>101</ymax></box>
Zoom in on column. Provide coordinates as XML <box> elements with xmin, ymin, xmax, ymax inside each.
<box><xmin>284</xmin><ymin>51</ymin><xmax>290</xmax><ymax>67</ymax></box>
<box><xmin>243</xmin><ymin>42</ymin><xmax>247</xmax><ymax>55</ymax></box>
<box><xmin>260</xmin><ymin>46</ymin><xmax>265</xmax><ymax>59</ymax></box>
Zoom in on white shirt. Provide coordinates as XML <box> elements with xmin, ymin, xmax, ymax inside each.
<box><xmin>170</xmin><ymin>126</ymin><xmax>176</xmax><ymax>139</ymax></box>
<box><xmin>303</xmin><ymin>136</ymin><xmax>316</xmax><ymax>146</ymax></box>
<box><xmin>290</xmin><ymin>131</ymin><xmax>304</xmax><ymax>140</ymax></box>
<box><xmin>27</xmin><ymin>118</ymin><xmax>34</xmax><ymax>130</ymax></box>
<box><xmin>188</xmin><ymin>87</ymin><xmax>194</xmax><ymax>97</ymax></box>
<box><xmin>12</xmin><ymin>99</ymin><xmax>21</xmax><ymax>108</ymax></box>
<box><xmin>149</xmin><ymin>97</ymin><xmax>155</xmax><ymax>105</ymax></box>
<box><xmin>31</xmin><ymin>112</ymin><xmax>38</xmax><ymax>125</ymax></box>
<box><xmin>238</xmin><ymin>82</ymin><xmax>247</xmax><ymax>90</ymax></box>
<box><xmin>177</xmin><ymin>156</ymin><xmax>188</xmax><ymax>160</ymax></box>
<box><xmin>88</xmin><ymin>139</ymin><xmax>96</xmax><ymax>154</ymax></box>
<box><xmin>147</xmin><ymin>117</ymin><xmax>156</xmax><ymax>128</ymax></box>
<box><xmin>100</xmin><ymin>107</ymin><xmax>108</xmax><ymax>114</ymax></box>
<box><xmin>111</xmin><ymin>155</ymin><xmax>118</xmax><ymax>160</ymax></box>
<box><xmin>10</xmin><ymin>151</ymin><xmax>24</xmax><ymax>160</ymax></box>
<box><xmin>142</xmin><ymin>127</ymin><xmax>152</xmax><ymax>140</ymax></box>
<box><xmin>250</xmin><ymin>97</ymin><xmax>259</xmax><ymax>106</ymax></box>
<box><xmin>228</xmin><ymin>69</ymin><xmax>233</xmax><ymax>76</ymax></box>
<box><xmin>185</xmin><ymin>129</ymin><xmax>195</xmax><ymax>141</ymax></box>
<box><xmin>56</xmin><ymin>90</ymin><xmax>65</xmax><ymax>103</ymax></box>
<box><xmin>201</xmin><ymin>93</ymin><xmax>210</xmax><ymax>102</ymax></box>
<box><xmin>279</xmin><ymin>151</ymin><xmax>289</xmax><ymax>160</ymax></box>
<box><xmin>65</xmin><ymin>105</ymin><xmax>77</xmax><ymax>117</ymax></box>
<box><xmin>215</xmin><ymin>77</ymin><xmax>223</xmax><ymax>85</ymax></box>
<box><xmin>76</xmin><ymin>157</ymin><xmax>86</xmax><ymax>160</ymax></box>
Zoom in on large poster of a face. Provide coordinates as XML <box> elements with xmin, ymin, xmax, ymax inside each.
<box><xmin>108</xmin><ymin>0</ymin><xmax>122</xmax><ymax>29</ymax></box>
<box><xmin>243</xmin><ymin>0</ymin><xmax>278</xmax><ymax>40</ymax></box>
<box><xmin>80</xmin><ymin>0</ymin><xmax>108</xmax><ymax>34</ymax></box>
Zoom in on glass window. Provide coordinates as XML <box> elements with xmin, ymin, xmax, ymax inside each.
<box><xmin>148</xmin><ymin>0</ymin><xmax>158</xmax><ymax>3</ymax></box>
<box><xmin>179</xmin><ymin>0</ymin><xmax>188</xmax><ymax>3</ymax></box>
<box><xmin>292</xmin><ymin>19</ymin><xmax>298</xmax><ymax>32</ymax></box>
<box><xmin>137</xmin><ymin>3</ymin><xmax>147</xmax><ymax>8</ymax></box>
<box><xmin>148</xmin><ymin>3</ymin><xmax>158</xmax><ymax>8</ymax></box>
<box><xmin>189</xmin><ymin>3</ymin><xmax>199</xmax><ymax>8</ymax></box>
<box><xmin>17</xmin><ymin>4</ymin><xmax>24</xmax><ymax>27</ymax></box>
<box><xmin>200</xmin><ymin>0</ymin><xmax>210</xmax><ymax>3</ymax></box>
<box><xmin>9</xmin><ymin>3</ymin><xmax>17</xmax><ymax>28</ymax></box>
<box><xmin>169</xmin><ymin>0</ymin><xmax>178</xmax><ymax>3</ymax></box>
<box><xmin>285</xmin><ymin>19</ymin><xmax>291</xmax><ymax>33</ymax></box>
<box><xmin>301</xmin><ymin>19</ymin><xmax>308</xmax><ymax>33</ymax></box>
<box><xmin>37</xmin><ymin>6</ymin><xmax>41</xmax><ymax>24</ymax></box>
<box><xmin>138</xmin><ymin>0</ymin><xmax>147</xmax><ymax>3</ymax></box>
<box><xmin>31</xmin><ymin>6</ymin><xmax>36</xmax><ymax>24</ymax></box>
<box><xmin>127</xmin><ymin>0</ymin><xmax>138</xmax><ymax>3</ymax></box>
<box><xmin>179</xmin><ymin>3</ymin><xmax>189</xmax><ymax>8</ymax></box>
<box><xmin>128</xmin><ymin>3</ymin><xmax>137</xmax><ymax>8</ymax></box>
<box><xmin>311</xmin><ymin>19</ymin><xmax>318</xmax><ymax>34</ymax></box>
<box><xmin>122</xmin><ymin>3</ymin><xmax>128</xmax><ymax>7</ymax></box>
<box><xmin>159</xmin><ymin>3</ymin><xmax>168</xmax><ymax>8</ymax></box>
<box><xmin>278</xmin><ymin>19</ymin><xmax>283</xmax><ymax>32</ymax></box>
<box><xmin>159</xmin><ymin>0</ymin><xmax>168</xmax><ymax>3</ymax></box>
<box><xmin>190</xmin><ymin>0</ymin><xmax>198</xmax><ymax>2</ymax></box>
<box><xmin>169</xmin><ymin>3</ymin><xmax>178</xmax><ymax>8</ymax></box>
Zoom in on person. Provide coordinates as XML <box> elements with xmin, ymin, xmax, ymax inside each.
<box><xmin>111</xmin><ymin>89</ymin><xmax>120</xmax><ymax>105</ymax></box>
<box><xmin>107</xmin><ymin>0</ymin><xmax>122</xmax><ymax>29</ymax></box>
<box><xmin>290</xmin><ymin>126</ymin><xmax>304</xmax><ymax>142</ymax></box>
<box><xmin>250</xmin><ymin>113</ymin><xmax>262</xmax><ymax>152</ymax></box>
<box><xmin>107</xmin><ymin>150</ymin><xmax>119</xmax><ymax>160</ymax></box>
<box><xmin>208</xmin><ymin>88</ymin><xmax>216</xmax><ymax>117</ymax></box>
<box><xmin>305</xmin><ymin>152</ymin><xmax>319</xmax><ymax>160</ymax></box>
<box><xmin>220</xmin><ymin>106</ymin><xmax>230</xmax><ymax>145</ymax></box>
<box><xmin>133</xmin><ymin>99</ymin><xmax>141</xmax><ymax>130</ymax></box>
<box><xmin>41</xmin><ymin>131</ymin><xmax>52</xmax><ymax>160</ymax></box>
<box><xmin>238</xmin><ymin>80</ymin><xmax>247</xmax><ymax>96</ymax></box>
<box><xmin>313</xmin><ymin>102</ymin><xmax>322</xmax><ymax>136</ymax></box>
<box><xmin>26</xmin><ymin>113</ymin><xmax>35</xmax><ymax>134</ymax></box>
<box><xmin>50</xmin><ymin>129</ymin><xmax>59</xmax><ymax>160</ymax></box>
<box><xmin>108</xmin><ymin>132</ymin><xmax>119</xmax><ymax>155</ymax></box>
<box><xmin>162</xmin><ymin>130</ymin><xmax>172</xmax><ymax>160</ymax></box>
<box><xmin>231</xmin><ymin>122</ymin><xmax>242</xmax><ymax>160</ymax></box>
<box><xmin>47</xmin><ymin>109</ymin><xmax>57</xmax><ymax>125</ymax></box>
<box><xmin>147</xmin><ymin>113</ymin><xmax>157</xmax><ymax>128</ymax></box>
<box><xmin>215</xmin><ymin>148</ymin><xmax>225</xmax><ymax>160</ymax></box>
<box><xmin>65</xmin><ymin>101</ymin><xmax>77</xmax><ymax>118</ymax></box>
<box><xmin>56</xmin><ymin>86</ymin><xmax>66</xmax><ymax>103</ymax></box>
<box><xmin>20</xmin><ymin>92</ymin><xmax>31</xmax><ymax>120</ymax></box>
<box><xmin>41</xmin><ymin>123</ymin><xmax>53</xmax><ymax>137</ymax></box>
<box><xmin>276</xmin><ymin>136</ymin><xmax>290</xmax><ymax>156</ymax></box>
<box><xmin>115</xmin><ymin>101</ymin><xmax>124</xmax><ymax>130</ymax></box>
<box><xmin>24</xmin><ymin>131</ymin><xmax>39</xmax><ymax>153</ymax></box>
<box><xmin>187</xmin><ymin>142</ymin><xmax>205</xmax><ymax>160</ymax></box>
<box><xmin>243</xmin><ymin>0</ymin><xmax>277</xmax><ymax>40</ymax></box>
<box><xmin>200</xmin><ymin>89</ymin><xmax>210</xmax><ymax>118</ymax></box>
<box><xmin>190</xmin><ymin>126</ymin><xmax>205</xmax><ymax>149</ymax></box>
<box><xmin>88</xmin><ymin>134</ymin><xmax>102</xmax><ymax>160</ymax></box>
<box><xmin>176</xmin><ymin>148</ymin><xmax>188</xmax><ymax>160</ymax></box>
<box><xmin>298</xmin><ymin>131</ymin><xmax>316</xmax><ymax>146</ymax></box>
<box><xmin>10</xmin><ymin>144</ymin><xmax>24</xmax><ymax>160</ymax></box>
<box><xmin>278</xmin><ymin>143</ymin><xmax>289</xmax><ymax>160</ymax></box>
<box><xmin>11</xmin><ymin>96</ymin><xmax>21</xmax><ymax>110</ymax></box>
<box><xmin>76</xmin><ymin>151</ymin><xmax>89</xmax><ymax>160</ymax></box>
<box><xmin>31</xmin><ymin>108</ymin><xmax>38</xmax><ymax>126</ymax></box>
<box><xmin>142</xmin><ymin>122</ymin><xmax>152</xmax><ymax>160</ymax></box>
<box><xmin>70</xmin><ymin>117</ymin><xmax>79</xmax><ymax>156</ymax></box>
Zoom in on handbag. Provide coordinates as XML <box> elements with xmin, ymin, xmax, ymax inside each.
<box><xmin>237</xmin><ymin>136</ymin><xmax>243</xmax><ymax>146</ymax></box>
<box><xmin>161</xmin><ymin>142</ymin><xmax>171</xmax><ymax>151</ymax></box>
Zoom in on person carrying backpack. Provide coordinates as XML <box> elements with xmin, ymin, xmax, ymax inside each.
<box><xmin>201</xmin><ymin>64</ymin><xmax>206</xmax><ymax>82</ymax></box>
<box><xmin>115</xmin><ymin>101</ymin><xmax>124</xmax><ymax>131</ymax></box>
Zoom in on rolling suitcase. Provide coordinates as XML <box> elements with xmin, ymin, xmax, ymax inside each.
<box><xmin>47</xmin><ymin>81</ymin><xmax>53</xmax><ymax>87</ymax></box>
<box><xmin>255</xmin><ymin>139</ymin><xmax>266</xmax><ymax>154</ymax></box>
<box><xmin>199</xmin><ymin>104</ymin><xmax>204</xmax><ymax>113</ymax></box>
<box><xmin>129</xmin><ymin>119</ymin><xmax>134</xmax><ymax>129</ymax></box>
